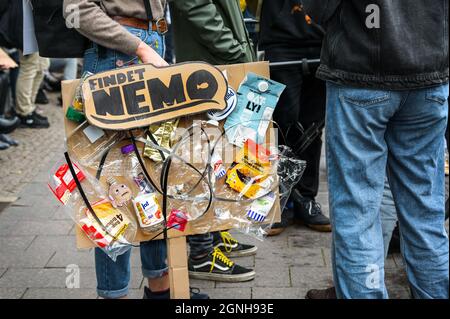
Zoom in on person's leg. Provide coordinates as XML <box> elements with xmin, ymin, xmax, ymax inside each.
<box><xmin>385</xmin><ymin>84</ymin><xmax>449</xmax><ymax>299</ymax></box>
<box><xmin>188</xmin><ymin>233</ymin><xmax>214</xmax><ymax>258</ymax></box>
<box><xmin>95</xmin><ymin>248</ymin><xmax>131</xmax><ymax>299</ymax></box>
<box><xmin>326</xmin><ymin>82</ymin><xmax>401</xmax><ymax>298</ymax></box>
<box><xmin>296</xmin><ymin>73</ymin><xmax>326</xmax><ymax>199</ymax></box>
<box><xmin>140</xmin><ymin>239</ymin><xmax>169</xmax><ymax>292</ymax></box>
<box><xmin>380</xmin><ymin>179</ymin><xmax>398</xmax><ymax>258</ymax></box>
<box><xmin>30</xmin><ymin>57</ymin><xmax>50</xmax><ymax>105</ymax></box>
<box><xmin>15</xmin><ymin>53</ymin><xmax>39</xmax><ymax>116</ymax></box>
<box><xmin>63</xmin><ymin>58</ymin><xmax>78</xmax><ymax>80</ymax></box>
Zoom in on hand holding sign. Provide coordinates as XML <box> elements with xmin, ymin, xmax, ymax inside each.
<box><xmin>136</xmin><ymin>42</ymin><xmax>168</xmax><ymax>67</ymax></box>
<box><xmin>82</xmin><ymin>62</ymin><xmax>228</xmax><ymax>130</ymax></box>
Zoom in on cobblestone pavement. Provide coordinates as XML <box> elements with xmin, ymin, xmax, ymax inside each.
<box><xmin>0</xmin><ymin>94</ymin><xmax>446</xmax><ymax>299</ymax></box>
<box><xmin>0</xmin><ymin>94</ymin><xmax>65</xmax><ymax>202</ymax></box>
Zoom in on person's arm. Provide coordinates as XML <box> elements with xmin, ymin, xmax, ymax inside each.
<box><xmin>63</xmin><ymin>0</ymin><xmax>167</xmax><ymax>66</ymax></box>
<box><xmin>171</xmin><ymin>0</ymin><xmax>247</xmax><ymax>62</ymax></box>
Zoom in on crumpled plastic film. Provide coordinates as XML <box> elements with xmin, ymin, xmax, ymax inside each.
<box><xmin>66</xmin><ymin>121</ymin><xmax>125</xmax><ymax>170</ymax></box>
<box><xmin>48</xmin><ymin>156</ymin><xmax>137</xmax><ymax>261</ymax></box>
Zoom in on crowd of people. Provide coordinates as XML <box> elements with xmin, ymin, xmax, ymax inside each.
<box><xmin>0</xmin><ymin>0</ymin><xmax>449</xmax><ymax>299</ymax></box>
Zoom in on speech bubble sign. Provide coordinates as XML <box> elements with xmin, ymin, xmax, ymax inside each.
<box><xmin>82</xmin><ymin>62</ymin><xmax>228</xmax><ymax>130</ymax></box>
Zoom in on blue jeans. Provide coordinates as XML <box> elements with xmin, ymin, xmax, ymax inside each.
<box><xmin>380</xmin><ymin>179</ymin><xmax>398</xmax><ymax>258</ymax></box>
<box><xmin>83</xmin><ymin>26</ymin><xmax>167</xmax><ymax>299</ymax></box>
<box><xmin>188</xmin><ymin>232</ymin><xmax>221</xmax><ymax>258</ymax></box>
<box><xmin>326</xmin><ymin>82</ymin><xmax>449</xmax><ymax>299</ymax></box>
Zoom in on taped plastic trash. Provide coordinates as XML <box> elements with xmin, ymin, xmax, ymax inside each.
<box><xmin>48</xmin><ymin>155</ymin><xmax>137</xmax><ymax>261</ymax></box>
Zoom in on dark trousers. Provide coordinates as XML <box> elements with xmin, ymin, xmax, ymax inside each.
<box><xmin>266</xmin><ymin>49</ymin><xmax>326</xmax><ymax>199</ymax></box>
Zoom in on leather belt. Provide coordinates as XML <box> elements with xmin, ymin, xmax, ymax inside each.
<box><xmin>112</xmin><ymin>16</ymin><xmax>168</xmax><ymax>35</ymax></box>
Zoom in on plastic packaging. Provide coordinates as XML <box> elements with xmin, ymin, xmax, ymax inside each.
<box><xmin>66</xmin><ymin>121</ymin><xmax>125</xmax><ymax>169</ymax></box>
<box><xmin>65</xmin><ymin>72</ymin><xmax>92</xmax><ymax>123</ymax></box>
<box><xmin>224</xmin><ymin>73</ymin><xmax>286</xmax><ymax>147</ymax></box>
<box><xmin>121</xmin><ymin>144</ymin><xmax>165</xmax><ymax>233</ymax></box>
<box><xmin>48</xmin><ymin>157</ymin><xmax>137</xmax><ymax>261</ymax></box>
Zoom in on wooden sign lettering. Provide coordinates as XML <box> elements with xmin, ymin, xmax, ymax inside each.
<box><xmin>82</xmin><ymin>62</ymin><xmax>228</xmax><ymax>130</ymax></box>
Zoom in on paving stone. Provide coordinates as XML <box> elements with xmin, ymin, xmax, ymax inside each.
<box><xmin>0</xmin><ymin>205</ymin><xmax>55</xmax><ymax>221</ymax></box>
<box><xmin>13</xmin><ymin>220</ymin><xmax>72</xmax><ymax>236</ymax></box>
<box><xmin>0</xmin><ymin>267</ymin><xmax>142</xmax><ymax>290</ymax></box>
<box><xmin>0</xmin><ymin>236</ymin><xmax>35</xmax><ymax>252</ymax></box>
<box><xmin>21</xmin><ymin>183</ymin><xmax>54</xmax><ymax>197</ymax></box>
<box><xmin>392</xmin><ymin>253</ymin><xmax>405</xmax><ymax>268</ymax></box>
<box><xmin>0</xmin><ymin>288</ymin><xmax>26</xmax><ymax>299</ymax></box>
<box><xmin>46</xmin><ymin>250</ymin><xmax>94</xmax><ymax>268</ymax></box>
<box><xmin>0</xmin><ymin>268</ymin><xmax>73</xmax><ymax>288</ymax></box>
<box><xmin>231</xmin><ymin>256</ymin><xmax>255</xmax><ymax>268</ymax></box>
<box><xmin>252</xmin><ymin>287</ymin><xmax>309</xmax><ymax>299</ymax></box>
<box><xmin>202</xmin><ymin>287</ymin><xmax>252</xmax><ymax>299</ymax></box>
<box><xmin>188</xmin><ymin>278</ymin><xmax>215</xmax><ymax>289</ymax></box>
<box><xmin>385</xmin><ymin>268</ymin><xmax>409</xmax><ymax>290</ymax></box>
<box><xmin>290</xmin><ymin>266</ymin><xmax>334</xmax><ymax>290</ymax></box>
<box><xmin>23</xmin><ymin>288</ymin><xmax>97</xmax><ymax>299</ymax></box>
<box><xmin>255</xmin><ymin>247</ymin><xmax>325</xmax><ymax>269</ymax></box>
<box><xmin>387</xmin><ymin>287</ymin><xmax>412</xmax><ymax>299</ymax></box>
<box><xmin>26</xmin><ymin>235</ymin><xmax>79</xmax><ymax>252</ymax></box>
<box><xmin>0</xmin><ymin>220</ymin><xmax>18</xmax><ymax>236</ymax></box>
<box><xmin>12</xmin><ymin>194</ymin><xmax>59</xmax><ymax>209</ymax></box>
<box><xmin>0</xmin><ymin>246</ymin><xmax>55</xmax><ymax>268</ymax></box>
<box><xmin>0</xmin><ymin>268</ymin><xmax>6</xmax><ymax>278</ymax></box>
<box><xmin>288</xmin><ymin>232</ymin><xmax>332</xmax><ymax>249</ymax></box>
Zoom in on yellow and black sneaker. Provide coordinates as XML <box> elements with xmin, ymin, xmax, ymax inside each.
<box><xmin>213</xmin><ymin>231</ymin><xmax>258</xmax><ymax>257</ymax></box>
<box><xmin>188</xmin><ymin>247</ymin><xmax>255</xmax><ymax>282</ymax></box>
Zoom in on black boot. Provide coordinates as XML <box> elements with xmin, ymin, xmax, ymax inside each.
<box><xmin>35</xmin><ymin>88</ymin><xmax>49</xmax><ymax>104</ymax></box>
<box><xmin>0</xmin><ymin>116</ymin><xmax>20</xmax><ymax>134</ymax></box>
<box><xmin>291</xmin><ymin>189</ymin><xmax>331</xmax><ymax>232</ymax></box>
<box><xmin>0</xmin><ymin>134</ymin><xmax>19</xmax><ymax>146</ymax></box>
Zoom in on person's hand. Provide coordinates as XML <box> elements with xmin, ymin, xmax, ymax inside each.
<box><xmin>136</xmin><ymin>42</ymin><xmax>169</xmax><ymax>67</ymax></box>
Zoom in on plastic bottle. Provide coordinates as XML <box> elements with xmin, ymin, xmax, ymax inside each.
<box><xmin>121</xmin><ymin>144</ymin><xmax>165</xmax><ymax>233</ymax></box>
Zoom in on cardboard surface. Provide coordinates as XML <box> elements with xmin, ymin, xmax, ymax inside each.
<box><xmin>61</xmin><ymin>61</ymin><xmax>281</xmax><ymax>249</ymax></box>
<box><xmin>167</xmin><ymin>237</ymin><xmax>190</xmax><ymax>299</ymax></box>
<box><xmin>82</xmin><ymin>62</ymin><xmax>228</xmax><ymax>130</ymax></box>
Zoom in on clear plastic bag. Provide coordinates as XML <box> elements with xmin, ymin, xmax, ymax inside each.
<box><xmin>66</xmin><ymin>121</ymin><xmax>125</xmax><ymax>169</ymax></box>
<box><xmin>141</xmin><ymin>119</ymin><xmax>306</xmax><ymax>241</ymax></box>
<box><xmin>48</xmin><ymin>156</ymin><xmax>137</xmax><ymax>261</ymax></box>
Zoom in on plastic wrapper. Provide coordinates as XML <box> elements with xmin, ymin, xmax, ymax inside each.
<box><xmin>48</xmin><ymin>157</ymin><xmax>137</xmax><ymax>261</ymax></box>
<box><xmin>66</xmin><ymin>121</ymin><xmax>125</xmax><ymax>169</ymax></box>
<box><xmin>224</xmin><ymin>73</ymin><xmax>286</xmax><ymax>147</ymax></box>
<box><xmin>65</xmin><ymin>72</ymin><xmax>93</xmax><ymax>123</ymax></box>
<box><xmin>141</xmin><ymin>119</ymin><xmax>306</xmax><ymax>241</ymax></box>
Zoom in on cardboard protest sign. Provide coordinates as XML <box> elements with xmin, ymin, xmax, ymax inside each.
<box><xmin>82</xmin><ymin>62</ymin><xmax>228</xmax><ymax>130</ymax></box>
<box><xmin>62</xmin><ymin>61</ymin><xmax>281</xmax><ymax>249</ymax></box>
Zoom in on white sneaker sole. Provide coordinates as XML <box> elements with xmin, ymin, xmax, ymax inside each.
<box><xmin>188</xmin><ymin>270</ymin><xmax>256</xmax><ymax>282</ymax></box>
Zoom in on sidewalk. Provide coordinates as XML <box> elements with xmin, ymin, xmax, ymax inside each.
<box><xmin>0</xmin><ymin>95</ymin><xmax>416</xmax><ymax>299</ymax></box>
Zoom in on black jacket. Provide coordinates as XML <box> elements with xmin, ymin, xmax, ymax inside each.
<box><xmin>303</xmin><ymin>0</ymin><xmax>449</xmax><ymax>90</ymax></box>
<box><xmin>0</xmin><ymin>0</ymin><xmax>23</xmax><ymax>50</ymax></box>
<box><xmin>258</xmin><ymin>0</ymin><xmax>323</xmax><ymax>55</ymax></box>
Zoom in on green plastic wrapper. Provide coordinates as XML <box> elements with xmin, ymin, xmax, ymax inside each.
<box><xmin>66</xmin><ymin>106</ymin><xmax>86</xmax><ymax>123</ymax></box>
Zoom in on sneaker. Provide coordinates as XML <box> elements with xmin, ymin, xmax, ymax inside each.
<box><xmin>213</xmin><ymin>231</ymin><xmax>257</xmax><ymax>257</ymax></box>
<box><xmin>32</xmin><ymin>111</ymin><xmax>48</xmax><ymax>121</ymax></box>
<box><xmin>19</xmin><ymin>113</ymin><xmax>50</xmax><ymax>129</ymax></box>
<box><xmin>267</xmin><ymin>203</ymin><xmax>295</xmax><ymax>237</ymax></box>
<box><xmin>292</xmin><ymin>189</ymin><xmax>331</xmax><ymax>232</ymax></box>
<box><xmin>188</xmin><ymin>247</ymin><xmax>255</xmax><ymax>282</ymax></box>
<box><xmin>143</xmin><ymin>286</ymin><xmax>209</xmax><ymax>300</ymax></box>
<box><xmin>305</xmin><ymin>286</ymin><xmax>337</xmax><ymax>299</ymax></box>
